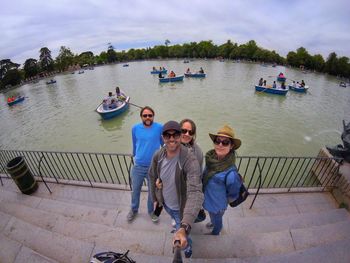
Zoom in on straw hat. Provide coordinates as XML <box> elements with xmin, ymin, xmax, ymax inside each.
<box><xmin>209</xmin><ymin>124</ymin><xmax>241</xmax><ymax>150</ymax></box>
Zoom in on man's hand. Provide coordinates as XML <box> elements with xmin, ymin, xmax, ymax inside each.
<box><xmin>156</xmin><ymin>178</ymin><xmax>163</xmax><ymax>189</ymax></box>
<box><xmin>173</xmin><ymin>228</ymin><xmax>187</xmax><ymax>249</ymax></box>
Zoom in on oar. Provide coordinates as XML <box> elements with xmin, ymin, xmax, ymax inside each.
<box><xmin>256</xmin><ymin>85</ymin><xmax>272</xmax><ymax>93</ymax></box>
<box><xmin>118</xmin><ymin>97</ymin><xmax>143</xmax><ymax>109</ymax></box>
<box><xmin>127</xmin><ymin>101</ymin><xmax>143</xmax><ymax>109</ymax></box>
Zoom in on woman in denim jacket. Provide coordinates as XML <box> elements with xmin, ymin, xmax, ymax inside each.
<box><xmin>203</xmin><ymin>124</ymin><xmax>242</xmax><ymax>235</ymax></box>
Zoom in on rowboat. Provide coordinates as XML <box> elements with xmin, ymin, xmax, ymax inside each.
<box><xmin>255</xmin><ymin>85</ymin><xmax>288</xmax><ymax>95</ymax></box>
<box><xmin>46</xmin><ymin>79</ymin><xmax>56</xmax><ymax>84</ymax></box>
<box><xmin>288</xmin><ymin>84</ymin><xmax>309</xmax><ymax>93</ymax></box>
<box><xmin>123</xmin><ymin>64</ymin><xmax>129</xmax><ymax>67</ymax></box>
<box><xmin>340</xmin><ymin>82</ymin><xmax>347</xmax><ymax>87</ymax></box>
<box><xmin>277</xmin><ymin>76</ymin><xmax>286</xmax><ymax>82</ymax></box>
<box><xmin>150</xmin><ymin>69</ymin><xmax>167</xmax><ymax>74</ymax></box>
<box><xmin>7</xmin><ymin>96</ymin><xmax>25</xmax><ymax>106</ymax></box>
<box><xmin>184</xmin><ymin>72</ymin><xmax>206</xmax><ymax>78</ymax></box>
<box><xmin>159</xmin><ymin>75</ymin><xmax>184</xmax><ymax>83</ymax></box>
<box><xmin>96</xmin><ymin>94</ymin><xmax>130</xmax><ymax>120</ymax></box>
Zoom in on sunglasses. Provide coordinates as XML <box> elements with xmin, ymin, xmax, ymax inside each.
<box><xmin>142</xmin><ymin>114</ymin><xmax>153</xmax><ymax>118</ymax></box>
<box><xmin>163</xmin><ymin>132</ymin><xmax>181</xmax><ymax>140</ymax></box>
<box><xmin>214</xmin><ymin>138</ymin><xmax>231</xmax><ymax>146</ymax></box>
<box><xmin>181</xmin><ymin>128</ymin><xmax>194</xmax><ymax>136</ymax></box>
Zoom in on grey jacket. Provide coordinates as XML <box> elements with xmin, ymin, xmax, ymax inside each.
<box><xmin>149</xmin><ymin>144</ymin><xmax>204</xmax><ymax>226</ymax></box>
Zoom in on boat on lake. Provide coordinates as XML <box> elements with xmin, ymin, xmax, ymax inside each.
<box><xmin>150</xmin><ymin>69</ymin><xmax>167</xmax><ymax>74</ymax></box>
<box><xmin>96</xmin><ymin>94</ymin><xmax>130</xmax><ymax>120</ymax></box>
<box><xmin>277</xmin><ymin>76</ymin><xmax>286</xmax><ymax>82</ymax></box>
<box><xmin>340</xmin><ymin>82</ymin><xmax>347</xmax><ymax>88</ymax></box>
<box><xmin>159</xmin><ymin>75</ymin><xmax>184</xmax><ymax>83</ymax></box>
<box><xmin>46</xmin><ymin>79</ymin><xmax>56</xmax><ymax>85</ymax></box>
<box><xmin>288</xmin><ymin>84</ymin><xmax>309</xmax><ymax>93</ymax></box>
<box><xmin>7</xmin><ymin>96</ymin><xmax>25</xmax><ymax>106</ymax></box>
<box><xmin>184</xmin><ymin>72</ymin><xmax>206</xmax><ymax>78</ymax></box>
<box><xmin>123</xmin><ymin>64</ymin><xmax>129</xmax><ymax>67</ymax></box>
<box><xmin>255</xmin><ymin>85</ymin><xmax>289</xmax><ymax>95</ymax></box>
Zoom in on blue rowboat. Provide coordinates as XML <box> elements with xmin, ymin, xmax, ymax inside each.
<box><xmin>288</xmin><ymin>85</ymin><xmax>309</xmax><ymax>93</ymax></box>
<box><xmin>7</xmin><ymin>96</ymin><xmax>25</xmax><ymax>106</ymax></box>
<box><xmin>46</xmin><ymin>79</ymin><xmax>56</xmax><ymax>84</ymax></box>
<box><xmin>123</xmin><ymin>64</ymin><xmax>129</xmax><ymax>67</ymax></box>
<box><xmin>151</xmin><ymin>69</ymin><xmax>167</xmax><ymax>74</ymax></box>
<box><xmin>255</xmin><ymin>85</ymin><xmax>288</xmax><ymax>95</ymax></box>
<box><xmin>184</xmin><ymin>72</ymin><xmax>206</xmax><ymax>78</ymax></box>
<box><xmin>96</xmin><ymin>95</ymin><xmax>130</xmax><ymax>120</ymax></box>
<box><xmin>159</xmin><ymin>75</ymin><xmax>184</xmax><ymax>83</ymax></box>
<box><xmin>277</xmin><ymin>76</ymin><xmax>286</xmax><ymax>82</ymax></box>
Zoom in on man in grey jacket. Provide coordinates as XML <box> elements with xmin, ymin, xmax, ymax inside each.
<box><xmin>149</xmin><ymin>120</ymin><xmax>203</xmax><ymax>258</ymax></box>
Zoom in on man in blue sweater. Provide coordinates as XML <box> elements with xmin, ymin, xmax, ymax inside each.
<box><xmin>127</xmin><ymin>106</ymin><xmax>163</xmax><ymax>222</ymax></box>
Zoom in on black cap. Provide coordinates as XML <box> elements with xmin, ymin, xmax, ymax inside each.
<box><xmin>162</xmin><ymin>120</ymin><xmax>181</xmax><ymax>134</ymax></box>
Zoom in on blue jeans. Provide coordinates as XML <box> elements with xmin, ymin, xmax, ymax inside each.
<box><xmin>209</xmin><ymin>210</ymin><xmax>225</xmax><ymax>235</ymax></box>
<box><xmin>164</xmin><ymin>204</ymin><xmax>192</xmax><ymax>252</ymax></box>
<box><xmin>130</xmin><ymin>164</ymin><xmax>153</xmax><ymax>214</ymax></box>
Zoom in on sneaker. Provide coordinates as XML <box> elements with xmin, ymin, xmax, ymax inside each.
<box><xmin>150</xmin><ymin>212</ymin><xmax>159</xmax><ymax>223</ymax></box>
<box><xmin>184</xmin><ymin>241</ymin><xmax>192</xmax><ymax>258</ymax></box>
<box><xmin>206</xmin><ymin>222</ymin><xmax>213</xmax><ymax>228</ymax></box>
<box><xmin>171</xmin><ymin>219</ymin><xmax>176</xmax><ymax>227</ymax></box>
<box><xmin>127</xmin><ymin>210</ymin><xmax>137</xmax><ymax>222</ymax></box>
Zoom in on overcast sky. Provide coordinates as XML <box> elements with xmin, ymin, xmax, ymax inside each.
<box><xmin>1</xmin><ymin>0</ymin><xmax>349</xmax><ymax>65</ymax></box>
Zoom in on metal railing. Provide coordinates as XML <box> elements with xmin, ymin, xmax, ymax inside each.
<box><xmin>0</xmin><ymin>149</ymin><xmax>343</xmax><ymax>208</ymax></box>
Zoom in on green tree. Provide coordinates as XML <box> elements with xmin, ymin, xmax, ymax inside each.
<box><xmin>56</xmin><ymin>46</ymin><xmax>75</xmax><ymax>71</ymax></box>
<box><xmin>324</xmin><ymin>52</ymin><xmax>338</xmax><ymax>75</ymax></box>
<box><xmin>39</xmin><ymin>47</ymin><xmax>54</xmax><ymax>72</ymax></box>
<box><xmin>165</xmin><ymin>39</ymin><xmax>170</xmax><ymax>46</ymax></box>
<box><xmin>218</xmin><ymin>40</ymin><xmax>235</xmax><ymax>59</ymax></box>
<box><xmin>107</xmin><ymin>43</ymin><xmax>117</xmax><ymax>63</ymax></box>
<box><xmin>78</xmin><ymin>51</ymin><xmax>94</xmax><ymax>66</ymax></box>
<box><xmin>23</xmin><ymin>58</ymin><xmax>39</xmax><ymax>79</ymax></box>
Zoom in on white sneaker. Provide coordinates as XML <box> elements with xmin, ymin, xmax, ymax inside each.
<box><xmin>171</xmin><ymin>219</ymin><xmax>176</xmax><ymax>227</ymax></box>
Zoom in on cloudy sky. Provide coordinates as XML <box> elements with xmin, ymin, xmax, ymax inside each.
<box><xmin>1</xmin><ymin>0</ymin><xmax>349</xmax><ymax>65</ymax></box>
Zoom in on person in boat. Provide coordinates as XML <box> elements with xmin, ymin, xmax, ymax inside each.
<box><xmin>115</xmin><ymin>86</ymin><xmax>125</xmax><ymax>101</ymax></box>
<box><xmin>281</xmin><ymin>82</ymin><xmax>286</xmax><ymax>89</ymax></box>
<box><xmin>186</xmin><ymin>68</ymin><xmax>191</xmax><ymax>74</ymax></box>
<box><xmin>301</xmin><ymin>80</ymin><xmax>305</xmax><ymax>87</ymax></box>
<box><xmin>105</xmin><ymin>92</ymin><xmax>113</xmax><ymax>106</ymax></box>
<box><xmin>159</xmin><ymin>72</ymin><xmax>164</xmax><ymax>79</ymax></box>
<box><xmin>292</xmin><ymin>81</ymin><xmax>296</xmax><ymax>87</ymax></box>
<box><xmin>169</xmin><ymin>71</ymin><xmax>176</xmax><ymax>78</ymax></box>
<box><xmin>263</xmin><ymin>80</ymin><xmax>267</xmax><ymax>86</ymax></box>
<box><xmin>148</xmin><ymin>120</ymin><xmax>203</xmax><ymax>258</ymax></box>
<box><xmin>109</xmin><ymin>99</ymin><xmax>117</xmax><ymax>109</ymax></box>
<box><xmin>199</xmin><ymin>67</ymin><xmax>204</xmax><ymax>74</ymax></box>
<box><xmin>272</xmin><ymin>81</ymin><xmax>277</xmax><ymax>89</ymax></box>
<box><xmin>153</xmin><ymin>66</ymin><xmax>156</xmax><ymax>71</ymax></box>
<box><xmin>162</xmin><ymin>67</ymin><xmax>166</xmax><ymax>70</ymax></box>
<box><xmin>203</xmin><ymin>124</ymin><xmax>242</xmax><ymax>235</ymax></box>
<box><xmin>258</xmin><ymin>78</ymin><xmax>263</xmax><ymax>86</ymax></box>
<box><xmin>127</xmin><ymin>106</ymin><xmax>163</xmax><ymax>223</ymax></box>
<box><xmin>278</xmin><ymin>72</ymin><xmax>284</xmax><ymax>77</ymax></box>
<box><xmin>102</xmin><ymin>99</ymin><xmax>108</xmax><ymax>110</ymax></box>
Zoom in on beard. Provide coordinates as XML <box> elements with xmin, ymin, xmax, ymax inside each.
<box><xmin>143</xmin><ymin>119</ymin><xmax>153</xmax><ymax>127</ymax></box>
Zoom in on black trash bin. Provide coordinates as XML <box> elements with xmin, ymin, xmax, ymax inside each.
<box><xmin>6</xmin><ymin>156</ymin><xmax>38</xmax><ymax>194</ymax></box>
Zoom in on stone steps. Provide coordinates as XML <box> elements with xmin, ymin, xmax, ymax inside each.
<box><xmin>1</xmin><ymin>178</ymin><xmax>350</xmax><ymax>262</ymax></box>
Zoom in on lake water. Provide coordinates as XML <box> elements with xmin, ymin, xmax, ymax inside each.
<box><xmin>0</xmin><ymin>60</ymin><xmax>348</xmax><ymax>157</ymax></box>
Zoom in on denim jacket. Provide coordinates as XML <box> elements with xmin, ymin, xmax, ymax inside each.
<box><xmin>203</xmin><ymin>166</ymin><xmax>241</xmax><ymax>213</ymax></box>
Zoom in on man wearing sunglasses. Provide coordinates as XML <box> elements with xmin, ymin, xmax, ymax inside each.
<box><xmin>149</xmin><ymin>120</ymin><xmax>203</xmax><ymax>258</ymax></box>
<box><xmin>127</xmin><ymin>106</ymin><xmax>163</xmax><ymax>222</ymax></box>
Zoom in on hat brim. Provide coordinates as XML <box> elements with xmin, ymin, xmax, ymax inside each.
<box><xmin>209</xmin><ymin>133</ymin><xmax>241</xmax><ymax>150</ymax></box>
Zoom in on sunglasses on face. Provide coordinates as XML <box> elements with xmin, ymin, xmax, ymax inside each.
<box><xmin>142</xmin><ymin>114</ymin><xmax>153</xmax><ymax>118</ymax></box>
<box><xmin>181</xmin><ymin>128</ymin><xmax>194</xmax><ymax>136</ymax></box>
<box><xmin>214</xmin><ymin>138</ymin><xmax>231</xmax><ymax>146</ymax></box>
<box><xmin>163</xmin><ymin>132</ymin><xmax>181</xmax><ymax>140</ymax></box>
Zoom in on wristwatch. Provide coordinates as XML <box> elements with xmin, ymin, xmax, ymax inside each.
<box><xmin>180</xmin><ymin>223</ymin><xmax>191</xmax><ymax>235</ymax></box>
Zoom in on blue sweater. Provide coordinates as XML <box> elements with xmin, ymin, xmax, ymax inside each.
<box><xmin>203</xmin><ymin>166</ymin><xmax>241</xmax><ymax>213</ymax></box>
<box><xmin>132</xmin><ymin>122</ymin><xmax>163</xmax><ymax>166</ymax></box>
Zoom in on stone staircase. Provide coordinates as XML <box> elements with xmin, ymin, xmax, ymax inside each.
<box><xmin>1</xmin><ymin>178</ymin><xmax>350</xmax><ymax>263</ymax></box>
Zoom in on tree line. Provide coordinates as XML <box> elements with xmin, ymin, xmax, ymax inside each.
<box><xmin>1</xmin><ymin>40</ymin><xmax>349</xmax><ymax>89</ymax></box>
